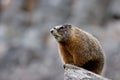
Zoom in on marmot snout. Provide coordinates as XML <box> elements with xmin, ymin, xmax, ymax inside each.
<box><xmin>50</xmin><ymin>25</ymin><xmax>72</xmax><ymax>42</ymax></box>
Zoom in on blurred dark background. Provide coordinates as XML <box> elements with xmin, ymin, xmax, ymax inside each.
<box><xmin>0</xmin><ymin>0</ymin><xmax>120</xmax><ymax>80</ymax></box>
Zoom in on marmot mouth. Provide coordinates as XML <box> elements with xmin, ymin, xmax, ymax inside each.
<box><xmin>54</xmin><ymin>35</ymin><xmax>61</xmax><ymax>39</ymax></box>
<box><xmin>50</xmin><ymin>28</ymin><xmax>61</xmax><ymax>37</ymax></box>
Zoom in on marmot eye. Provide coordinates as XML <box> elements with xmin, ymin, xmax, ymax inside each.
<box><xmin>60</xmin><ymin>26</ymin><xmax>64</xmax><ymax>29</ymax></box>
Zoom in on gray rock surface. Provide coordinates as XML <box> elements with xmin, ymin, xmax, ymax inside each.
<box><xmin>64</xmin><ymin>64</ymin><xmax>111</xmax><ymax>80</ymax></box>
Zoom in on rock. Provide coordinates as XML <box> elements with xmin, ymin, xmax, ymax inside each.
<box><xmin>64</xmin><ymin>64</ymin><xmax>111</xmax><ymax>80</ymax></box>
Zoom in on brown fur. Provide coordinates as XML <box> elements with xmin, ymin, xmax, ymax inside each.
<box><xmin>50</xmin><ymin>24</ymin><xmax>104</xmax><ymax>74</ymax></box>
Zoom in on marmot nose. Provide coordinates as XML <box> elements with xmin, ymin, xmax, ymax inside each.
<box><xmin>50</xmin><ymin>28</ymin><xmax>54</xmax><ymax>33</ymax></box>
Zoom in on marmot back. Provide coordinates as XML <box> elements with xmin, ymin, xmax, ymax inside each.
<box><xmin>50</xmin><ymin>24</ymin><xmax>104</xmax><ymax>75</ymax></box>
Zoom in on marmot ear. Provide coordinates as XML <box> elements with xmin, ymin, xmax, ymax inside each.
<box><xmin>67</xmin><ymin>25</ymin><xmax>72</xmax><ymax>28</ymax></box>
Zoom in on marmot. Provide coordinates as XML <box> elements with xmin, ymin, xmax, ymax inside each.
<box><xmin>50</xmin><ymin>24</ymin><xmax>104</xmax><ymax>74</ymax></box>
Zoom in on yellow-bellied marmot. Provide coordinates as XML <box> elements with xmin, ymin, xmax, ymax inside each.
<box><xmin>50</xmin><ymin>24</ymin><xmax>104</xmax><ymax>74</ymax></box>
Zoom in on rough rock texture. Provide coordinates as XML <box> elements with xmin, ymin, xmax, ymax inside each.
<box><xmin>64</xmin><ymin>64</ymin><xmax>111</xmax><ymax>80</ymax></box>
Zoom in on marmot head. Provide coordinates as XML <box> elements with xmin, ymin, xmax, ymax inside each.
<box><xmin>50</xmin><ymin>24</ymin><xmax>72</xmax><ymax>42</ymax></box>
